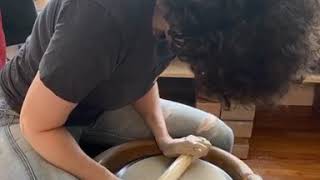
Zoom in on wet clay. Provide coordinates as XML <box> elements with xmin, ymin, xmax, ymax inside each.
<box><xmin>117</xmin><ymin>155</ymin><xmax>232</xmax><ymax>180</ymax></box>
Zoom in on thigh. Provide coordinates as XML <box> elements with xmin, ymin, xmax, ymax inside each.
<box><xmin>83</xmin><ymin>99</ymin><xmax>234</xmax><ymax>152</ymax></box>
<box><xmin>82</xmin><ymin>105</ymin><xmax>153</xmax><ymax>145</ymax></box>
<box><xmin>0</xmin><ymin>123</ymin><xmax>78</xmax><ymax>180</ymax></box>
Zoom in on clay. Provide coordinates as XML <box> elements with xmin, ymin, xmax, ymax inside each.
<box><xmin>117</xmin><ymin>156</ymin><xmax>232</xmax><ymax>180</ymax></box>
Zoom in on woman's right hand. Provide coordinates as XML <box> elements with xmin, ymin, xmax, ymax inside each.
<box><xmin>157</xmin><ymin>135</ymin><xmax>212</xmax><ymax>160</ymax></box>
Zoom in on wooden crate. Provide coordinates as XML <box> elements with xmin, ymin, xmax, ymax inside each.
<box><xmin>232</xmin><ymin>138</ymin><xmax>250</xmax><ymax>159</ymax></box>
<box><xmin>224</xmin><ymin>120</ymin><xmax>253</xmax><ymax>138</ymax></box>
<box><xmin>279</xmin><ymin>83</ymin><xmax>315</xmax><ymax>106</ymax></box>
<box><xmin>196</xmin><ymin>98</ymin><xmax>221</xmax><ymax>117</ymax></box>
<box><xmin>221</xmin><ymin>103</ymin><xmax>256</xmax><ymax>121</ymax></box>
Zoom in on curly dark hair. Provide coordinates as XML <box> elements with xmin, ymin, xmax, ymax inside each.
<box><xmin>160</xmin><ymin>0</ymin><xmax>320</xmax><ymax>104</ymax></box>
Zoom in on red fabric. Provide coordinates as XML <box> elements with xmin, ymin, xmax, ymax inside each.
<box><xmin>0</xmin><ymin>12</ymin><xmax>6</xmax><ymax>68</ymax></box>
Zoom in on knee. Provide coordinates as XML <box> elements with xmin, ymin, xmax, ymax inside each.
<box><xmin>216</xmin><ymin>124</ymin><xmax>234</xmax><ymax>152</ymax></box>
<box><xmin>196</xmin><ymin>114</ymin><xmax>234</xmax><ymax>152</ymax></box>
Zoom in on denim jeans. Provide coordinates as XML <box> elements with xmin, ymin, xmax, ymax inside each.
<box><xmin>0</xmin><ymin>88</ymin><xmax>234</xmax><ymax>180</ymax></box>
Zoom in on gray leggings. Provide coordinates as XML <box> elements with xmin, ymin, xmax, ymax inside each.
<box><xmin>0</xmin><ymin>97</ymin><xmax>234</xmax><ymax>180</ymax></box>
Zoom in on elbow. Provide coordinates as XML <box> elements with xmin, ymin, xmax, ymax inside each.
<box><xmin>19</xmin><ymin>116</ymin><xmax>37</xmax><ymax>142</ymax></box>
<box><xmin>19</xmin><ymin>116</ymin><xmax>30</xmax><ymax>139</ymax></box>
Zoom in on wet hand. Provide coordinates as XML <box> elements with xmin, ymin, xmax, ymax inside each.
<box><xmin>158</xmin><ymin>135</ymin><xmax>212</xmax><ymax>160</ymax></box>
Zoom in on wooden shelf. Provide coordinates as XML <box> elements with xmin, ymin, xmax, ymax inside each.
<box><xmin>303</xmin><ymin>74</ymin><xmax>320</xmax><ymax>84</ymax></box>
<box><xmin>160</xmin><ymin>59</ymin><xmax>194</xmax><ymax>78</ymax></box>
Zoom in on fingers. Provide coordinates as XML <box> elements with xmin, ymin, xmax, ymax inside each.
<box><xmin>191</xmin><ymin>142</ymin><xmax>209</xmax><ymax>159</ymax></box>
<box><xmin>184</xmin><ymin>135</ymin><xmax>211</xmax><ymax>159</ymax></box>
<box><xmin>199</xmin><ymin>137</ymin><xmax>212</xmax><ymax>148</ymax></box>
<box><xmin>185</xmin><ymin>135</ymin><xmax>212</xmax><ymax>148</ymax></box>
<box><xmin>181</xmin><ymin>136</ymin><xmax>209</xmax><ymax>158</ymax></box>
<box><xmin>161</xmin><ymin>136</ymin><xmax>212</xmax><ymax>159</ymax></box>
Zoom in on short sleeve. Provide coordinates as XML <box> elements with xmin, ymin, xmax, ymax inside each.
<box><xmin>39</xmin><ymin>0</ymin><xmax>119</xmax><ymax>103</ymax></box>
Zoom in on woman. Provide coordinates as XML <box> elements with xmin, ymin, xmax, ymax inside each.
<box><xmin>0</xmin><ymin>0</ymin><xmax>319</xmax><ymax>179</ymax></box>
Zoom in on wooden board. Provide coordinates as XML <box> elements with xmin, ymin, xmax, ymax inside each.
<box><xmin>232</xmin><ymin>138</ymin><xmax>250</xmax><ymax>159</ymax></box>
<box><xmin>160</xmin><ymin>59</ymin><xmax>194</xmax><ymax>78</ymax></box>
<box><xmin>221</xmin><ymin>104</ymin><xmax>256</xmax><ymax>121</ymax></box>
<box><xmin>196</xmin><ymin>99</ymin><xmax>221</xmax><ymax>117</ymax></box>
<box><xmin>279</xmin><ymin>83</ymin><xmax>315</xmax><ymax>106</ymax></box>
<box><xmin>224</xmin><ymin>121</ymin><xmax>253</xmax><ymax>138</ymax></box>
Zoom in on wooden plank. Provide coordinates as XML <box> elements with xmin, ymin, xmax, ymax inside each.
<box><xmin>221</xmin><ymin>103</ymin><xmax>256</xmax><ymax>121</ymax></box>
<box><xmin>196</xmin><ymin>99</ymin><xmax>221</xmax><ymax>117</ymax></box>
<box><xmin>224</xmin><ymin>120</ymin><xmax>253</xmax><ymax>138</ymax></box>
<box><xmin>303</xmin><ymin>74</ymin><xmax>320</xmax><ymax>84</ymax></box>
<box><xmin>160</xmin><ymin>59</ymin><xmax>194</xmax><ymax>78</ymax></box>
<box><xmin>279</xmin><ymin>83</ymin><xmax>315</xmax><ymax>106</ymax></box>
<box><xmin>232</xmin><ymin>138</ymin><xmax>250</xmax><ymax>159</ymax></box>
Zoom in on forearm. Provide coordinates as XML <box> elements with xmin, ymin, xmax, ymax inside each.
<box><xmin>143</xmin><ymin>104</ymin><xmax>171</xmax><ymax>142</ymax></box>
<box><xmin>21</xmin><ymin>124</ymin><xmax>115</xmax><ymax>180</ymax></box>
<box><xmin>133</xmin><ymin>83</ymin><xmax>211</xmax><ymax>160</ymax></box>
<box><xmin>133</xmin><ymin>83</ymin><xmax>171</xmax><ymax>142</ymax></box>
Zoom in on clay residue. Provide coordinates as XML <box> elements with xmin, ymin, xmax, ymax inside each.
<box><xmin>196</xmin><ymin>115</ymin><xmax>217</xmax><ymax>134</ymax></box>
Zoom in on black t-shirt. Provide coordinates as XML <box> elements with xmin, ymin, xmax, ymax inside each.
<box><xmin>0</xmin><ymin>0</ymin><xmax>174</xmax><ymax>126</ymax></box>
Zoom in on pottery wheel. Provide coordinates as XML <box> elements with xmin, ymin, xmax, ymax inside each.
<box><xmin>117</xmin><ymin>155</ymin><xmax>232</xmax><ymax>180</ymax></box>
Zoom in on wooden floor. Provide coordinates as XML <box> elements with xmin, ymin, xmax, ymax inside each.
<box><xmin>244</xmin><ymin>106</ymin><xmax>320</xmax><ymax>180</ymax></box>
